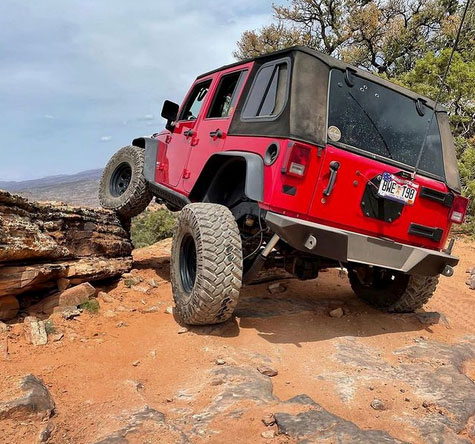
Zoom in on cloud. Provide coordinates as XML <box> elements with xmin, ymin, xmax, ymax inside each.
<box><xmin>100</xmin><ymin>136</ymin><xmax>112</xmax><ymax>142</ymax></box>
<box><xmin>0</xmin><ymin>0</ymin><xmax>273</xmax><ymax>181</ymax></box>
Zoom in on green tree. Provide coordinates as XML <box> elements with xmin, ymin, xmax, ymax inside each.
<box><xmin>397</xmin><ymin>49</ymin><xmax>475</xmax><ymax>139</ymax></box>
<box><xmin>234</xmin><ymin>0</ymin><xmax>464</xmax><ymax>77</ymax></box>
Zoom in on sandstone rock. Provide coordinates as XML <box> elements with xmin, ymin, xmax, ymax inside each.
<box><xmin>59</xmin><ymin>282</ymin><xmax>95</xmax><ymax>306</ymax></box>
<box><xmin>370</xmin><ymin>399</ymin><xmax>387</xmax><ymax>411</ymax></box>
<box><xmin>262</xmin><ymin>413</ymin><xmax>276</xmax><ymax>426</ymax></box>
<box><xmin>98</xmin><ymin>291</ymin><xmax>114</xmax><ymax>303</ymax></box>
<box><xmin>261</xmin><ymin>430</ymin><xmax>275</xmax><ymax>439</ymax></box>
<box><xmin>29</xmin><ymin>283</ymin><xmax>95</xmax><ymax>315</ymax></box>
<box><xmin>0</xmin><ymin>374</ymin><xmax>55</xmax><ymax>420</ymax></box>
<box><xmin>38</xmin><ymin>422</ymin><xmax>54</xmax><ymax>443</ymax></box>
<box><xmin>24</xmin><ymin>317</ymin><xmax>48</xmax><ymax>346</ymax></box>
<box><xmin>257</xmin><ymin>365</ymin><xmax>278</xmax><ymax>377</ymax></box>
<box><xmin>57</xmin><ymin>278</ymin><xmax>70</xmax><ymax>291</ymax></box>
<box><xmin>275</xmin><ymin>394</ymin><xmax>403</xmax><ymax>443</ymax></box>
<box><xmin>0</xmin><ymin>191</ymin><xmax>132</xmax><ymax>301</ymax></box>
<box><xmin>268</xmin><ymin>282</ymin><xmax>286</xmax><ymax>294</ymax></box>
<box><xmin>329</xmin><ymin>307</ymin><xmax>344</xmax><ymax>318</ymax></box>
<box><xmin>0</xmin><ymin>295</ymin><xmax>19</xmax><ymax>320</ymax></box>
<box><xmin>60</xmin><ymin>307</ymin><xmax>82</xmax><ymax>320</ymax></box>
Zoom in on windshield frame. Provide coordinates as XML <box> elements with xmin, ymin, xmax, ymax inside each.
<box><xmin>326</xmin><ymin>69</ymin><xmax>447</xmax><ymax>183</ymax></box>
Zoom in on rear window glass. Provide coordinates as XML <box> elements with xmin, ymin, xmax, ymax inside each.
<box><xmin>242</xmin><ymin>59</ymin><xmax>289</xmax><ymax>120</ymax></box>
<box><xmin>328</xmin><ymin>69</ymin><xmax>445</xmax><ymax>179</ymax></box>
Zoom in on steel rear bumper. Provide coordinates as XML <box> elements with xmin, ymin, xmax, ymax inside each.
<box><xmin>265</xmin><ymin>212</ymin><xmax>459</xmax><ymax>276</ymax></box>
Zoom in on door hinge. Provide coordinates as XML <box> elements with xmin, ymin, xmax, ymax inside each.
<box><xmin>182</xmin><ymin>169</ymin><xmax>191</xmax><ymax>179</ymax></box>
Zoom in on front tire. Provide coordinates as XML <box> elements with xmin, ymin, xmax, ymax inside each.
<box><xmin>348</xmin><ymin>266</ymin><xmax>439</xmax><ymax>312</ymax></box>
<box><xmin>171</xmin><ymin>203</ymin><xmax>243</xmax><ymax>325</ymax></box>
<box><xmin>99</xmin><ymin>145</ymin><xmax>152</xmax><ymax>218</ymax></box>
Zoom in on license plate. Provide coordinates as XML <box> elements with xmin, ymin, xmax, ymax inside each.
<box><xmin>378</xmin><ymin>172</ymin><xmax>419</xmax><ymax>205</ymax></box>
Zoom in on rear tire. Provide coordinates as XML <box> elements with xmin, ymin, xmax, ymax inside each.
<box><xmin>171</xmin><ymin>203</ymin><xmax>243</xmax><ymax>325</ymax></box>
<box><xmin>348</xmin><ymin>266</ymin><xmax>439</xmax><ymax>312</ymax></box>
<box><xmin>99</xmin><ymin>145</ymin><xmax>152</xmax><ymax>218</ymax></box>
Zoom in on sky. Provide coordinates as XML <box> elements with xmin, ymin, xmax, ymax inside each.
<box><xmin>0</xmin><ymin>1</ymin><xmax>273</xmax><ymax>181</ymax></box>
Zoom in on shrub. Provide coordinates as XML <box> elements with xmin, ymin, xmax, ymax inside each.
<box><xmin>131</xmin><ymin>207</ymin><xmax>177</xmax><ymax>248</ymax></box>
<box><xmin>79</xmin><ymin>299</ymin><xmax>100</xmax><ymax>314</ymax></box>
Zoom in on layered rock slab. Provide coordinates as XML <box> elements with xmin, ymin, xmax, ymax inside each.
<box><xmin>0</xmin><ymin>191</ymin><xmax>132</xmax><ymax>319</ymax></box>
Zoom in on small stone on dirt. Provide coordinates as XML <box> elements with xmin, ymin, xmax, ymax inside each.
<box><xmin>103</xmin><ymin>310</ymin><xmax>116</xmax><ymax>318</ymax></box>
<box><xmin>268</xmin><ymin>282</ymin><xmax>286</xmax><ymax>294</ymax></box>
<box><xmin>98</xmin><ymin>291</ymin><xmax>114</xmax><ymax>303</ymax></box>
<box><xmin>370</xmin><ymin>399</ymin><xmax>387</xmax><ymax>411</ymax></box>
<box><xmin>149</xmin><ymin>279</ymin><xmax>158</xmax><ymax>288</ymax></box>
<box><xmin>52</xmin><ymin>333</ymin><xmax>64</xmax><ymax>342</ymax></box>
<box><xmin>132</xmin><ymin>360</ymin><xmax>140</xmax><ymax>367</ymax></box>
<box><xmin>215</xmin><ymin>359</ymin><xmax>226</xmax><ymax>365</ymax></box>
<box><xmin>261</xmin><ymin>430</ymin><xmax>275</xmax><ymax>439</ymax></box>
<box><xmin>0</xmin><ymin>321</ymin><xmax>8</xmax><ymax>332</ymax></box>
<box><xmin>257</xmin><ymin>365</ymin><xmax>278</xmax><ymax>377</ymax></box>
<box><xmin>262</xmin><ymin>413</ymin><xmax>276</xmax><ymax>426</ymax></box>
<box><xmin>142</xmin><ymin>305</ymin><xmax>160</xmax><ymax>313</ymax></box>
<box><xmin>329</xmin><ymin>307</ymin><xmax>344</xmax><ymax>318</ymax></box>
<box><xmin>24</xmin><ymin>316</ymin><xmax>48</xmax><ymax>346</ymax></box>
<box><xmin>165</xmin><ymin>306</ymin><xmax>174</xmax><ymax>315</ymax></box>
<box><xmin>116</xmin><ymin>321</ymin><xmax>127</xmax><ymax>328</ymax></box>
<box><xmin>178</xmin><ymin>327</ymin><xmax>188</xmax><ymax>334</ymax></box>
<box><xmin>60</xmin><ymin>307</ymin><xmax>82</xmax><ymax>320</ymax></box>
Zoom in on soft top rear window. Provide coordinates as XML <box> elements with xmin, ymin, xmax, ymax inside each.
<box><xmin>328</xmin><ymin>69</ymin><xmax>445</xmax><ymax>179</ymax></box>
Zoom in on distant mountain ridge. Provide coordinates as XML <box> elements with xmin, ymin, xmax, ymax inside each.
<box><xmin>0</xmin><ymin>169</ymin><xmax>103</xmax><ymax>207</ymax></box>
<box><xmin>0</xmin><ymin>168</ymin><xmax>103</xmax><ymax>192</ymax></box>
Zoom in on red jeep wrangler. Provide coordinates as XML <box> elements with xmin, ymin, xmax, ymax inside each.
<box><xmin>99</xmin><ymin>47</ymin><xmax>468</xmax><ymax>325</ymax></box>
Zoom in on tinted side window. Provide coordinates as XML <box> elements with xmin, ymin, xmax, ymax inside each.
<box><xmin>179</xmin><ymin>80</ymin><xmax>212</xmax><ymax>121</ymax></box>
<box><xmin>208</xmin><ymin>70</ymin><xmax>247</xmax><ymax>119</ymax></box>
<box><xmin>242</xmin><ymin>59</ymin><xmax>289</xmax><ymax>120</ymax></box>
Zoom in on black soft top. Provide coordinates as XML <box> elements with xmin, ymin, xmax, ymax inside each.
<box><xmin>198</xmin><ymin>46</ymin><xmax>444</xmax><ymax>111</ymax></box>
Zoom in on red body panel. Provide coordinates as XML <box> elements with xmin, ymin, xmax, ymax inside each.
<box><xmin>153</xmin><ymin>63</ymin><xmax>453</xmax><ymax>253</ymax></box>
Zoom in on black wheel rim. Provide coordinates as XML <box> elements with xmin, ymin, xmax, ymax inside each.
<box><xmin>110</xmin><ymin>162</ymin><xmax>132</xmax><ymax>197</ymax></box>
<box><xmin>180</xmin><ymin>233</ymin><xmax>197</xmax><ymax>293</ymax></box>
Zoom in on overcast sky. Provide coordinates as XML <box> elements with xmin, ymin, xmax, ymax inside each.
<box><xmin>0</xmin><ymin>1</ymin><xmax>273</xmax><ymax>181</ymax></box>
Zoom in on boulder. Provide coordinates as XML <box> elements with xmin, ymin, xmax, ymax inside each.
<box><xmin>23</xmin><ymin>316</ymin><xmax>48</xmax><ymax>346</ymax></box>
<box><xmin>0</xmin><ymin>374</ymin><xmax>55</xmax><ymax>420</ymax></box>
<box><xmin>0</xmin><ymin>191</ymin><xmax>132</xmax><ymax>316</ymax></box>
<box><xmin>28</xmin><ymin>282</ymin><xmax>95</xmax><ymax>314</ymax></box>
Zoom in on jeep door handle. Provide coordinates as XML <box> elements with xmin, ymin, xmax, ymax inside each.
<box><xmin>209</xmin><ymin>129</ymin><xmax>223</xmax><ymax>139</ymax></box>
<box><xmin>184</xmin><ymin>129</ymin><xmax>195</xmax><ymax>137</ymax></box>
<box><xmin>323</xmin><ymin>161</ymin><xmax>341</xmax><ymax>197</ymax></box>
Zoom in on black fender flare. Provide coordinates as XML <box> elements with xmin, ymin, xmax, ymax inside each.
<box><xmin>190</xmin><ymin>151</ymin><xmax>264</xmax><ymax>202</ymax></box>
<box><xmin>132</xmin><ymin>137</ymin><xmax>158</xmax><ymax>183</ymax></box>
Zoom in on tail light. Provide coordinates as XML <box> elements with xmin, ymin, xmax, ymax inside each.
<box><xmin>282</xmin><ymin>143</ymin><xmax>310</xmax><ymax>178</ymax></box>
<box><xmin>450</xmin><ymin>195</ymin><xmax>469</xmax><ymax>224</ymax></box>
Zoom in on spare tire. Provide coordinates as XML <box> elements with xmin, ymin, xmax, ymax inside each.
<box><xmin>99</xmin><ymin>145</ymin><xmax>152</xmax><ymax>218</ymax></box>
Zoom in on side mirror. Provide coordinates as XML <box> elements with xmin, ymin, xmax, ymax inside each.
<box><xmin>161</xmin><ymin>100</ymin><xmax>179</xmax><ymax>131</ymax></box>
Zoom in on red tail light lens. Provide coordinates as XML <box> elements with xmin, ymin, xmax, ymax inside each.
<box><xmin>285</xmin><ymin>144</ymin><xmax>310</xmax><ymax>177</ymax></box>
<box><xmin>450</xmin><ymin>195</ymin><xmax>469</xmax><ymax>224</ymax></box>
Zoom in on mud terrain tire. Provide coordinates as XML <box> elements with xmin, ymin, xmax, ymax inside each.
<box><xmin>348</xmin><ymin>267</ymin><xmax>439</xmax><ymax>312</ymax></box>
<box><xmin>99</xmin><ymin>145</ymin><xmax>152</xmax><ymax>218</ymax></box>
<box><xmin>171</xmin><ymin>203</ymin><xmax>243</xmax><ymax>325</ymax></box>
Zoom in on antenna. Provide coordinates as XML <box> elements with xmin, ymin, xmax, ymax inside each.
<box><xmin>412</xmin><ymin>0</ymin><xmax>472</xmax><ymax>178</ymax></box>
